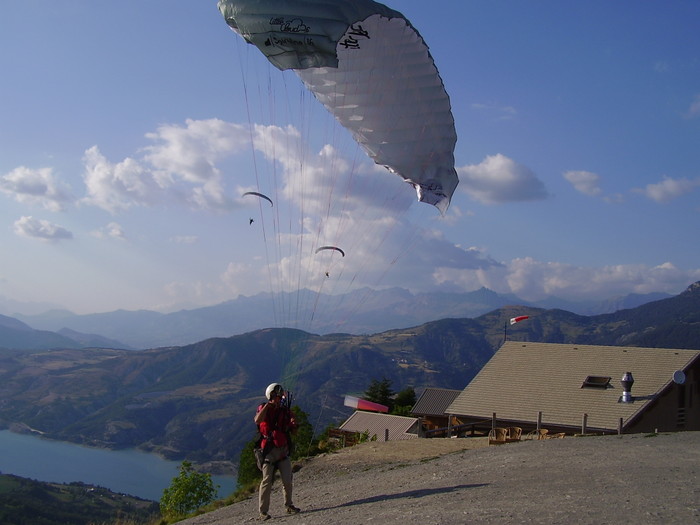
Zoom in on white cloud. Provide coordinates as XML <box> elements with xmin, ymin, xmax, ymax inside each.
<box><xmin>81</xmin><ymin>119</ymin><xmax>253</xmax><ymax>214</ymax></box>
<box><xmin>563</xmin><ymin>170</ymin><xmax>602</xmax><ymax>197</ymax></box>
<box><xmin>431</xmin><ymin>256</ymin><xmax>700</xmax><ymax>302</ymax></box>
<box><xmin>457</xmin><ymin>154</ymin><xmax>548</xmax><ymax>204</ymax></box>
<box><xmin>74</xmin><ymin>118</ymin><xmax>416</xmax><ymax>218</ymax></box>
<box><xmin>82</xmin><ymin>146</ymin><xmax>156</xmax><ymax>213</ymax></box>
<box><xmin>635</xmin><ymin>175</ymin><xmax>700</xmax><ymax>203</ymax></box>
<box><xmin>144</xmin><ymin>118</ymin><xmax>249</xmax><ymax>184</ymax></box>
<box><xmin>0</xmin><ymin>166</ymin><xmax>74</xmax><ymax>211</ymax></box>
<box><xmin>13</xmin><ymin>215</ymin><xmax>73</xmax><ymax>241</ymax></box>
<box><xmin>143</xmin><ymin>118</ymin><xmax>251</xmax><ymax>211</ymax></box>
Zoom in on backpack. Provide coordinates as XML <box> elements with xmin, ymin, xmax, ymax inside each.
<box><xmin>253</xmin><ymin>404</ymin><xmax>272</xmax><ymax>471</ymax></box>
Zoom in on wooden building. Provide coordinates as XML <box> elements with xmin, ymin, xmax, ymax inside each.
<box><xmin>410</xmin><ymin>387</ymin><xmax>462</xmax><ymax>437</ymax></box>
<box><xmin>446</xmin><ymin>341</ymin><xmax>700</xmax><ymax>436</ymax></box>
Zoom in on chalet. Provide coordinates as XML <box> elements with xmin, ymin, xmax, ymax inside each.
<box><xmin>339</xmin><ymin>411</ymin><xmax>421</xmax><ymax>441</ymax></box>
<box><xmin>446</xmin><ymin>341</ymin><xmax>700</xmax><ymax>436</ymax></box>
<box><xmin>410</xmin><ymin>387</ymin><xmax>462</xmax><ymax>437</ymax></box>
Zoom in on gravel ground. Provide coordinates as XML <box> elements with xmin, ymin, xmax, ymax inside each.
<box><xmin>182</xmin><ymin>432</ymin><xmax>700</xmax><ymax>525</ymax></box>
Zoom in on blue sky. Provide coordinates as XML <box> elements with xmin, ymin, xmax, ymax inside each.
<box><xmin>1</xmin><ymin>1</ymin><xmax>699</xmax><ymax>319</ymax></box>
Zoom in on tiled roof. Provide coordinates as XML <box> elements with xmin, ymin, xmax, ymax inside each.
<box><xmin>339</xmin><ymin>411</ymin><xmax>420</xmax><ymax>441</ymax></box>
<box><xmin>411</xmin><ymin>387</ymin><xmax>462</xmax><ymax>416</ymax></box>
<box><xmin>446</xmin><ymin>341</ymin><xmax>700</xmax><ymax>431</ymax></box>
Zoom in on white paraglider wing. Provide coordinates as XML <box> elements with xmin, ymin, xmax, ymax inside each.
<box><xmin>219</xmin><ymin>0</ymin><xmax>458</xmax><ymax>214</ymax></box>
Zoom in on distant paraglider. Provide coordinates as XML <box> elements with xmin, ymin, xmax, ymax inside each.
<box><xmin>242</xmin><ymin>191</ymin><xmax>273</xmax><ymax>207</ymax></box>
<box><xmin>315</xmin><ymin>246</ymin><xmax>345</xmax><ymax>257</ymax></box>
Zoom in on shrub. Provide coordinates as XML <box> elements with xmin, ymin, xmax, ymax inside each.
<box><xmin>160</xmin><ymin>461</ymin><xmax>218</xmax><ymax>519</ymax></box>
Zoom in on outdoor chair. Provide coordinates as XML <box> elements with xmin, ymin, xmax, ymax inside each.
<box><xmin>506</xmin><ymin>426</ymin><xmax>522</xmax><ymax>442</ymax></box>
<box><xmin>488</xmin><ymin>427</ymin><xmax>508</xmax><ymax>445</ymax></box>
<box><xmin>525</xmin><ymin>428</ymin><xmax>549</xmax><ymax>440</ymax></box>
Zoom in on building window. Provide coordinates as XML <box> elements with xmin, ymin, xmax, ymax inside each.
<box><xmin>581</xmin><ymin>375</ymin><xmax>611</xmax><ymax>389</ymax></box>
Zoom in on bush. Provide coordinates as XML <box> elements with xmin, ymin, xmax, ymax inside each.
<box><xmin>160</xmin><ymin>461</ymin><xmax>218</xmax><ymax>519</ymax></box>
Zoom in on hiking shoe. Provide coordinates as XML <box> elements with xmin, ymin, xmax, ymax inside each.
<box><xmin>286</xmin><ymin>505</ymin><xmax>301</xmax><ymax>514</ymax></box>
<box><xmin>258</xmin><ymin>513</ymin><xmax>271</xmax><ymax>521</ymax></box>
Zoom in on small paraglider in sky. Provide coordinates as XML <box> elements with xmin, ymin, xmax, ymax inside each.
<box><xmin>242</xmin><ymin>191</ymin><xmax>273</xmax><ymax>207</ymax></box>
<box><xmin>315</xmin><ymin>246</ymin><xmax>346</xmax><ymax>257</ymax></box>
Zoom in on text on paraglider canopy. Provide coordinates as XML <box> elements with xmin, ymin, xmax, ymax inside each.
<box><xmin>266</xmin><ymin>35</ymin><xmax>316</xmax><ymax>49</ymax></box>
<box><xmin>270</xmin><ymin>17</ymin><xmax>310</xmax><ymax>33</ymax></box>
<box><xmin>340</xmin><ymin>24</ymin><xmax>371</xmax><ymax>49</ymax></box>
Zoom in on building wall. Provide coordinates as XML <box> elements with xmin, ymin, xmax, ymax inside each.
<box><xmin>626</xmin><ymin>362</ymin><xmax>700</xmax><ymax>433</ymax></box>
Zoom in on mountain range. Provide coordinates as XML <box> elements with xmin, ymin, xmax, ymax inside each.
<box><xmin>0</xmin><ymin>282</ymin><xmax>697</xmax><ymax>468</ymax></box>
<box><xmin>5</xmin><ymin>286</ymin><xmax>672</xmax><ymax>350</ymax></box>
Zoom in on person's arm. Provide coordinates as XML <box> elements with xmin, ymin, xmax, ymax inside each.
<box><xmin>254</xmin><ymin>402</ymin><xmax>271</xmax><ymax>425</ymax></box>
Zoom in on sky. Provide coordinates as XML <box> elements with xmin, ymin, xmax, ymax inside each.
<box><xmin>1</xmin><ymin>1</ymin><xmax>699</xmax><ymax>320</ymax></box>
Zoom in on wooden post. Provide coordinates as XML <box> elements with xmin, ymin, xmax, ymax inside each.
<box><xmin>618</xmin><ymin>418</ymin><xmax>623</xmax><ymax>435</ymax></box>
<box><xmin>447</xmin><ymin>414</ymin><xmax>452</xmax><ymax>438</ymax></box>
<box><xmin>492</xmin><ymin>412</ymin><xmax>497</xmax><ymax>430</ymax></box>
<box><xmin>537</xmin><ymin>411</ymin><xmax>542</xmax><ymax>431</ymax></box>
<box><xmin>384</xmin><ymin>428</ymin><xmax>389</xmax><ymax>442</ymax></box>
<box><xmin>581</xmin><ymin>413</ymin><xmax>588</xmax><ymax>435</ymax></box>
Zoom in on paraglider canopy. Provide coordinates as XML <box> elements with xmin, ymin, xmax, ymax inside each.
<box><xmin>242</xmin><ymin>191</ymin><xmax>273</xmax><ymax>207</ymax></box>
<box><xmin>315</xmin><ymin>245</ymin><xmax>345</xmax><ymax>257</ymax></box>
<box><xmin>219</xmin><ymin>0</ymin><xmax>459</xmax><ymax>214</ymax></box>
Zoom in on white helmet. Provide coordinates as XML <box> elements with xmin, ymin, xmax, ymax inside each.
<box><xmin>265</xmin><ymin>383</ymin><xmax>284</xmax><ymax>400</ymax></box>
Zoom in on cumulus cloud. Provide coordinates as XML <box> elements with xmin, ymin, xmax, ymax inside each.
<box><xmin>82</xmin><ymin>146</ymin><xmax>156</xmax><ymax>213</ymax></box>
<box><xmin>13</xmin><ymin>216</ymin><xmax>73</xmax><ymax>241</ymax></box>
<box><xmin>81</xmin><ymin>119</ymin><xmax>253</xmax><ymax>213</ymax></box>
<box><xmin>144</xmin><ymin>118</ymin><xmax>249</xmax><ymax>184</ymax></box>
<box><xmin>563</xmin><ymin>170</ymin><xmax>602</xmax><ymax>197</ymax></box>
<box><xmin>73</xmin><ymin>118</ymin><xmax>415</xmax><ymax>219</ymax></box>
<box><xmin>458</xmin><ymin>154</ymin><xmax>548</xmax><ymax>204</ymax></box>
<box><xmin>143</xmin><ymin>118</ymin><xmax>251</xmax><ymax>211</ymax></box>
<box><xmin>634</xmin><ymin>175</ymin><xmax>700</xmax><ymax>203</ymax></box>
<box><xmin>431</xmin><ymin>256</ymin><xmax>700</xmax><ymax>302</ymax></box>
<box><xmin>0</xmin><ymin>166</ymin><xmax>74</xmax><ymax>211</ymax></box>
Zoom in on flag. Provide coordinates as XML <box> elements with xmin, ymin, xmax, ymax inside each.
<box><xmin>510</xmin><ymin>315</ymin><xmax>529</xmax><ymax>325</ymax></box>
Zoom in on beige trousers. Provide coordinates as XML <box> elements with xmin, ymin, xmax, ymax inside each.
<box><xmin>258</xmin><ymin>446</ymin><xmax>293</xmax><ymax>514</ymax></box>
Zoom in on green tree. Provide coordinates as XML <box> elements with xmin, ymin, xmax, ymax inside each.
<box><xmin>364</xmin><ymin>378</ymin><xmax>395</xmax><ymax>411</ymax></box>
<box><xmin>392</xmin><ymin>386</ymin><xmax>416</xmax><ymax>416</ymax></box>
<box><xmin>236</xmin><ymin>439</ymin><xmax>261</xmax><ymax>489</ymax></box>
<box><xmin>290</xmin><ymin>405</ymin><xmax>316</xmax><ymax>459</ymax></box>
<box><xmin>160</xmin><ymin>460</ymin><xmax>218</xmax><ymax>519</ymax></box>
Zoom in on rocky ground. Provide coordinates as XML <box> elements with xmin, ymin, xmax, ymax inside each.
<box><xmin>182</xmin><ymin>432</ymin><xmax>699</xmax><ymax>524</ymax></box>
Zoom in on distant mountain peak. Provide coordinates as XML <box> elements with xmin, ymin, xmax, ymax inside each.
<box><xmin>685</xmin><ymin>281</ymin><xmax>700</xmax><ymax>294</ymax></box>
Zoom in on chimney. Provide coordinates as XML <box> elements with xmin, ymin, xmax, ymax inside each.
<box><xmin>620</xmin><ymin>372</ymin><xmax>634</xmax><ymax>403</ymax></box>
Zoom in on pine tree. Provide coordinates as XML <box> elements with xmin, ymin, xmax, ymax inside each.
<box><xmin>364</xmin><ymin>378</ymin><xmax>395</xmax><ymax>411</ymax></box>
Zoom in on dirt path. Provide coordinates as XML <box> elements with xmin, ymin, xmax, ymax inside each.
<box><xmin>183</xmin><ymin>432</ymin><xmax>700</xmax><ymax>524</ymax></box>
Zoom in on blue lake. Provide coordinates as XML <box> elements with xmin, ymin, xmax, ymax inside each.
<box><xmin>0</xmin><ymin>430</ymin><xmax>236</xmax><ymax>501</ymax></box>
